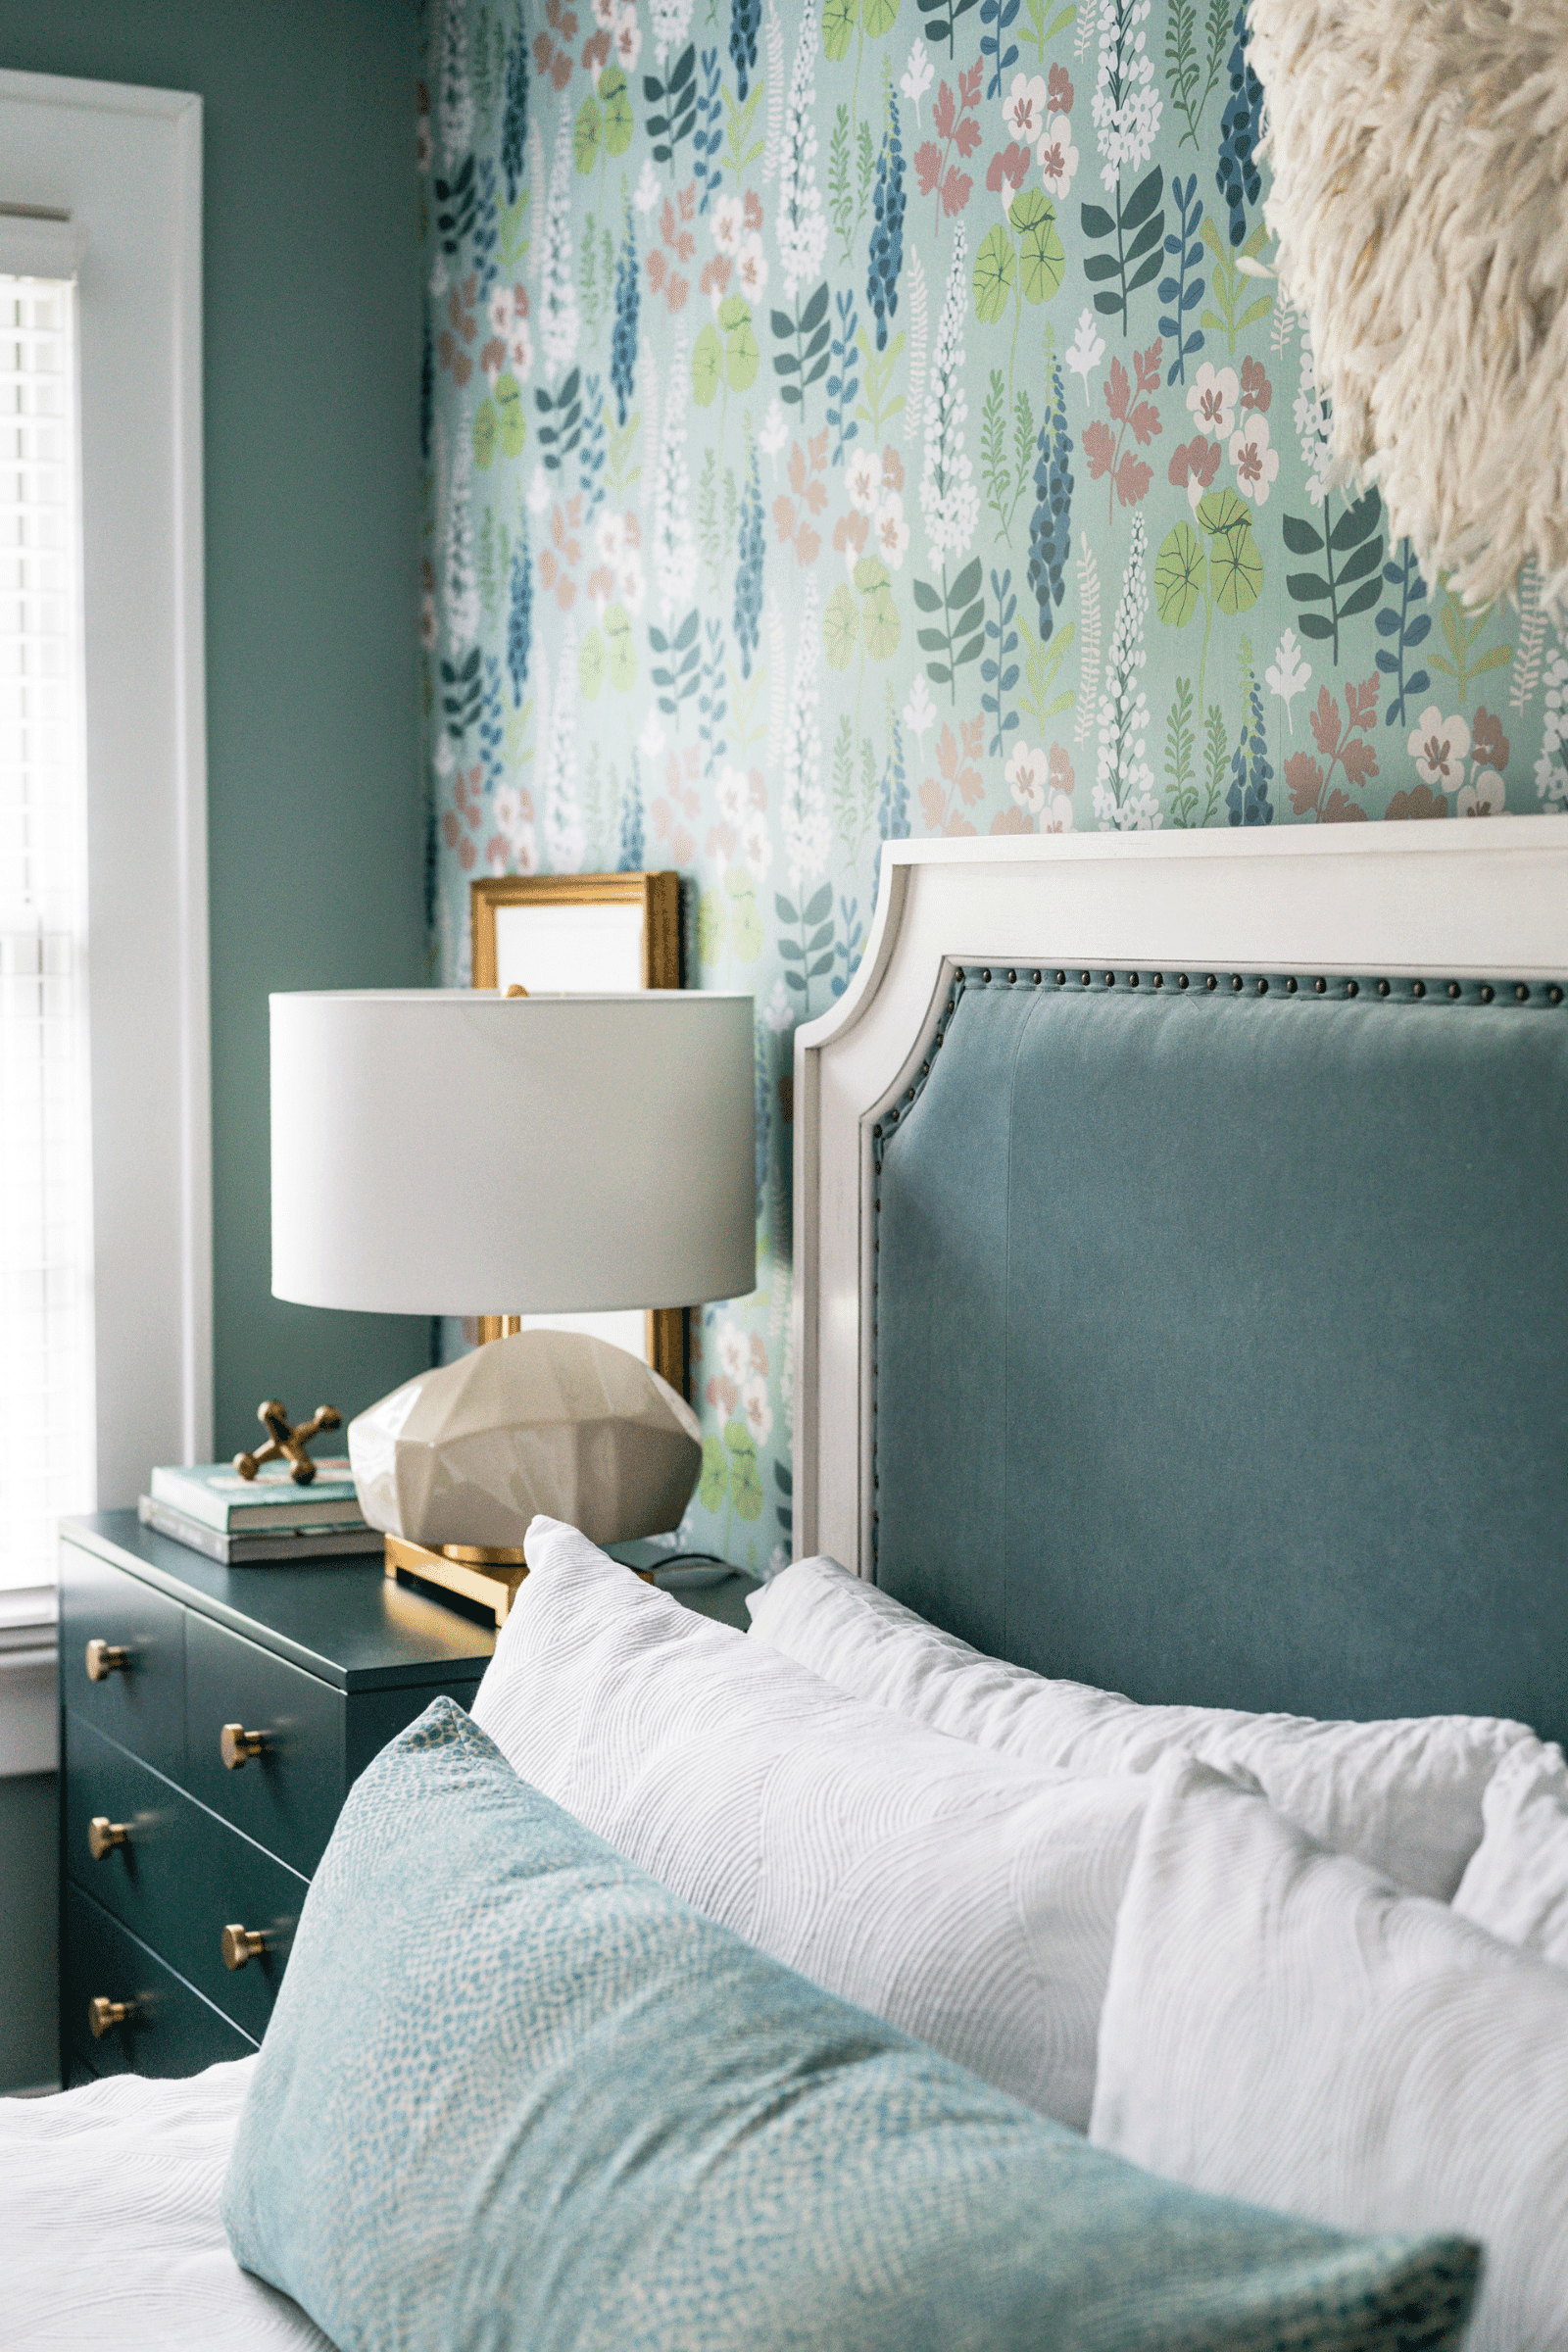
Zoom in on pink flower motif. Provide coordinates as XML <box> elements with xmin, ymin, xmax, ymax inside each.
<box><xmin>1167</xmin><ymin>433</ymin><xmax>1222</xmax><ymax>514</ymax></box>
<box><xmin>1003</xmin><ymin>72</ymin><xmax>1050</xmax><ymax>144</ymax></box>
<box><xmin>1036</xmin><ymin>115</ymin><xmax>1078</xmax><ymax>201</ymax></box>
<box><xmin>1228</xmin><ymin>411</ymin><xmax>1279</xmax><ymax>506</ymax></box>
<box><xmin>613</xmin><ymin>8</ymin><xmax>641</xmax><ymax>70</ymax></box>
<box><xmin>1046</xmin><ymin>64</ymin><xmax>1073</xmax><ymax>115</ymax></box>
<box><xmin>1408</xmin><ymin>706</ymin><xmax>1471</xmax><ymax>791</ymax></box>
<box><xmin>1187</xmin><ymin>360</ymin><xmax>1239</xmax><ymax>441</ymax></box>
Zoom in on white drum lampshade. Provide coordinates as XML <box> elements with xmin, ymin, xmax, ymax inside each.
<box><xmin>269</xmin><ymin>989</ymin><xmax>756</xmax><ymax>1559</ymax></box>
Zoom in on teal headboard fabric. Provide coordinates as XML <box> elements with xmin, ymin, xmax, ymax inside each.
<box><xmin>872</xmin><ymin>966</ymin><xmax>1568</xmax><ymax>1745</ymax></box>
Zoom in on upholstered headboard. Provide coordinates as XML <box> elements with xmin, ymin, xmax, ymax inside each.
<box><xmin>793</xmin><ymin>823</ymin><xmax>1568</xmax><ymax>1743</ymax></box>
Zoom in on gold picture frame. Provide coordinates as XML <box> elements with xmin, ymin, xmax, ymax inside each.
<box><xmin>468</xmin><ymin>871</ymin><xmax>688</xmax><ymax>1396</ymax></box>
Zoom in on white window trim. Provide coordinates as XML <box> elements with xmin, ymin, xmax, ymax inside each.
<box><xmin>0</xmin><ymin>74</ymin><xmax>209</xmax><ymax>1721</ymax></box>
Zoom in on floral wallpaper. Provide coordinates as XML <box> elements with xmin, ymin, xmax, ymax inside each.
<box><xmin>418</xmin><ymin>0</ymin><xmax>1568</xmax><ymax>1573</ymax></box>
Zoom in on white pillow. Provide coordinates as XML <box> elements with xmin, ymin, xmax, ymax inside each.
<box><xmin>472</xmin><ymin>1517</ymin><xmax>1147</xmax><ymax>2131</ymax></box>
<box><xmin>747</xmin><ymin>1553</ymin><xmax>1535</xmax><ymax>1898</ymax></box>
<box><xmin>1088</xmin><ymin>1754</ymin><xmax>1568</xmax><ymax>2352</ymax></box>
<box><xmin>1452</xmin><ymin>1734</ymin><xmax>1568</xmax><ymax>1966</ymax></box>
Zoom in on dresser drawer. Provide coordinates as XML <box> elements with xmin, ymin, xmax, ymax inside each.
<box><xmin>63</xmin><ymin>1885</ymin><xmax>256</xmax><ymax>2082</ymax></box>
<box><xmin>59</xmin><ymin>1544</ymin><xmax>185</xmax><ymax>1779</ymax></box>
<box><xmin>184</xmin><ymin>1610</ymin><xmax>344</xmax><ymax>1876</ymax></box>
<box><xmin>65</xmin><ymin>1712</ymin><xmax>307</xmax><ymax>2042</ymax></box>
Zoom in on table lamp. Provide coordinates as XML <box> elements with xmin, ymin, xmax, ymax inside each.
<box><xmin>270</xmin><ymin>988</ymin><xmax>756</xmax><ymax>1621</ymax></box>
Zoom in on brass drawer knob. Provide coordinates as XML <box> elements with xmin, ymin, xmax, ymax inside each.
<box><xmin>88</xmin><ymin>1995</ymin><xmax>136</xmax><ymax>2038</ymax></box>
<box><xmin>87</xmin><ymin>1816</ymin><xmax>129</xmax><ymax>1861</ymax></box>
<box><xmin>221</xmin><ymin>1922</ymin><xmax>269</xmax><ymax>1972</ymax></box>
<box><xmin>85</xmin><ymin>1639</ymin><xmax>131</xmax><ymax>1682</ymax></box>
<box><xmin>220</xmin><ymin>1721</ymin><xmax>268</xmax><ymax>1771</ymax></box>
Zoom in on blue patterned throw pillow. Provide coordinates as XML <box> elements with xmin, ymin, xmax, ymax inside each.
<box><xmin>222</xmin><ymin>1700</ymin><xmax>1478</xmax><ymax>2352</ymax></box>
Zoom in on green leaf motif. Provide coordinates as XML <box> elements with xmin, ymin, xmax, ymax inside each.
<box><xmin>862</xmin><ymin>576</ymin><xmax>901</xmax><ymax>661</ymax></box>
<box><xmin>863</xmin><ymin>0</ymin><xmax>900</xmax><ymax>30</ymax></box>
<box><xmin>494</xmin><ymin>372</ymin><xmax>525</xmax><ymax>458</ymax></box>
<box><xmin>692</xmin><ymin>322</ymin><xmax>723</xmax><ymax>408</ymax></box>
<box><xmin>1208</xmin><ymin>512</ymin><xmax>1263</xmax><ymax>615</ymax></box>
<box><xmin>719</xmin><ymin>295</ymin><xmax>760</xmax><ymax>391</ymax></box>
<box><xmin>1154</xmin><ymin>521</ymin><xmax>1203</xmax><ymax>627</ymax></box>
<box><xmin>1010</xmin><ymin>189</ymin><xmax>1065</xmax><ymax>305</ymax></box>
<box><xmin>724</xmin><ymin>1420</ymin><xmax>764</xmax><ymax>1520</ymax></box>
<box><xmin>697</xmin><ymin>886</ymin><xmax>727</xmax><ymax>964</ymax></box>
<box><xmin>578</xmin><ymin>625</ymin><xmax>606</xmax><ymax>701</ymax></box>
<box><xmin>823</xmin><ymin>0</ymin><xmax>858</xmax><ymax>58</ymax></box>
<box><xmin>972</xmin><ymin>224</ymin><xmax>1016</xmax><ymax>324</ymax></box>
<box><xmin>599</xmin><ymin>68</ymin><xmax>634</xmax><ymax>156</ymax></box>
<box><xmin>573</xmin><ymin>94</ymin><xmax>603</xmax><ymax>172</ymax></box>
<box><xmin>1195</xmin><ymin>486</ymin><xmax>1251</xmax><ymax>542</ymax></box>
<box><xmin>824</xmin><ymin>580</ymin><xmax>859</xmax><ymax>670</ymax></box>
<box><xmin>725</xmin><ymin>870</ymin><xmax>763</xmax><ymax>960</ymax></box>
<box><xmin>699</xmin><ymin>1432</ymin><xmax>728</xmax><ymax>1511</ymax></box>
<box><xmin>472</xmin><ymin>398</ymin><xmax>498</xmax><ymax>469</ymax></box>
<box><xmin>605</xmin><ymin>602</ymin><xmax>637</xmax><ymax>691</ymax></box>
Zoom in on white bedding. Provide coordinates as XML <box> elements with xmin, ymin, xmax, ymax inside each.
<box><xmin>2</xmin><ymin>2059</ymin><xmax>326</xmax><ymax>2352</ymax></box>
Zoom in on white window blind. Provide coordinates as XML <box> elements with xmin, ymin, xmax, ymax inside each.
<box><xmin>0</xmin><ymin>270</ymin><xmax>94</xmax><ymax>1591</ymax></box>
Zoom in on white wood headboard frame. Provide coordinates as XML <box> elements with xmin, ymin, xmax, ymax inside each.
<box><xmin>791</xmin><ymin>816</ymin><xmax>1568</xmax><ymax>1576</ymax></box>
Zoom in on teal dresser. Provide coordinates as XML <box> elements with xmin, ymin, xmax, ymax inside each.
<box><xmin>57</xmin><ymin>1513</ymin><xmax>497</xmax><ymax>2087</ymax></box>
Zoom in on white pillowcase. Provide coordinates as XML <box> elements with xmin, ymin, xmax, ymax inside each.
<box><xmin>1089</xmin><ymin>1754</ymin><xmax>1568</xmax><ymax>2352</ymax></box>
<box><xmin>747</xmin><ymin>1553</ymin><xmax>1535</xmax><ymax>1898</ymax></box>
<box><xmin>1452</xmin><ymin>1734</ymin><xmax>1568</xmax><ymax>1966</ymax></box>
<box><xmin>472</xmin><ymin>1517</ymin><xmax>1147</xmax><ymax>2131</ymax></box>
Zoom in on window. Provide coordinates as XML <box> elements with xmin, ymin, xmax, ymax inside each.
<box><xmin>0</xmin><ymin>264</ymin><xmax>93</xmax><ymax>1592</ymax></box>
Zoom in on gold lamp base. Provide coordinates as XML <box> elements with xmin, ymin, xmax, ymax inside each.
<box><xmin>384</xmin><ymin>1536</ymin><xmax>531</xmax><ymax>1627</ymax></box>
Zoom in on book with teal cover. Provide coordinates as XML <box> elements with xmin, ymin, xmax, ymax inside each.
<box><xmin>148</xmin><ymin>1458</ymin><xmax>367</xmax><ymax>1534</ymax></box>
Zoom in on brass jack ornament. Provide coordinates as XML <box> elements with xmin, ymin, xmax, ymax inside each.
<box><xmin>234</xmin><ymin>1398</ymin><xmax>342</xmax><ymax>1485</ymax></box>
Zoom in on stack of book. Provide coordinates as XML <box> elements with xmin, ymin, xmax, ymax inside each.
<box><xmin>138</xmin><ymin>1459</ymin><xmax>381</xmax><ymax>1565</ymax></box>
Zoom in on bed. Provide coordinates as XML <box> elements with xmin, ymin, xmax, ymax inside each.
<box><xmin>7</xmin><ymin>818</ymin><xmax>1568</xmax><ymax>2350</ymax></box>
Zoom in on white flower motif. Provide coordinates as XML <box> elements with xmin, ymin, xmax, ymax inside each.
<box><xmin>846</xmin><ymin>447</ymin><xmax>882</xmax><ymax>514</ymax></box>
<box><xmin>1092</xmin><ymin>0</ymin><xmax>1161</xmax><ymax>191</ymax></box>
<box><xmin>1229</xmin><ymin>410</ymin><xmax>1279</xmax><ymax>505</ymax></box>
<box><xmin>614</xmin><ymin>9</ymin><xmax>642</xmax><ymax>70</ymax></box>
<box><xmin>900</xmin><ymin>41</ymin><xmax>935</xmax><ymax>126</ymax></box>
<box><xmin>1188</xmin><ymin>360</ymin><xmax>1239</xmax><ymax>441</ymax></box>
<box><xmin>433</xmin><ymin>731</ymin><xmax>456</xmax><ymax>778</ymax></box>
<box><xmin>538</xmin><ymin>113</ymin><xmax>580</xmax><ymax>375</ymax></box>
<box><xmin>759</xmin><ymin>396</ymin><xmax>789</xmax><ymax>464</ymax></box>
<box><xmin>716</xmin><ymin>763</ymin><xmax>748</xmax><ymax>826</ymax></box>
<box><xmin>597</xmin><ymin>512</ymin><xmax>627</xmax><ymax>564</ymax></box>
<box><xmin>1536</xmin><ymin>651</ymin><xmax>1568</xmax><ymax>810</ymax></box>
<box><xmin>428</xmin><ymin>249</ymin><xmax>450</xmax><ymax>301</ymax></box>
<box><xmin>712</xmin><ymin>194</ymin><xmax>745</xmax><ymax>256</ymax></box>
<box><xmin>1265</xmin><ymin>627</ymin><xmax>1311</xmax><ymax>731</ymax></box>
<box><xmin>737</xmin><ymin>233</ymin><xmax>768</xmax><ymax>300</ymax></box>
<box><xmin>592</xmin><ymin>0</ymin><xmax>617</xmax><ymax>29</ymax></box>
<box><xmin>716</xmin><ymin>1319</ymin><xmax>747</xmax><ymax>1384</ymax></box>
<box><xmin>762</xmin><ymin>975</ymin><xmax>794</xmax><ymax>1032</ymax></box>
<box><xmin>1041</xmin><ymin>788</ymin><xmax>1075</xmax><ymax>832</ymax></box>
<box><xmin>874</xmin><ymin>494</ymin><xmax>910</xmax><ymax>569</ymax></box>
<box><xmin>1457</xmin><ymin>772</ymin><xmax>1505</xmax><ymax>818</ymax></box>
<box><xmin>1037</xmin><ymin>116</ymin><xmax>1079</xmax><ymax>201</ymax></box>
<box><xmin>742</xmin><ymin>808</ymin><xmax>772</xmax><ymax>878</ymax></box>
<box><xmin>904</xmin><ymin>673</ymin><xmax>936</xmax><ymax>744</ymax></box>
<box><xmin>508</xmin><ymin>320</ymin><xmax>533</xmax><ymax>379</ymax></box>
<box><xmin>1066</xmin><ymin>306</ymin><xmax>1105</xmax><ymax>390</ymax></box>
<box><xmin>741</xmin><ymin>1371</ymin><xmax>774</xmax><ymax>1446</ymax></box>
<box><xmin>638</xmin><ymin>709</ymin><xmax>667</xmax><ymax>761</ymax></box>
<box><xmin>420</xmin><ymin>593</ymin><xmax>437</xmax><ymax>651</ymax></box>
<box><xmin>488</xmin><ymin>289</ymin><xmax>512</xmax><ymax>339</ymax></box>
<box><xmin>1006</xmin><ymin>742</ymin><xmax>1049</xmax><ymax>811</ymax></box>
<box><xmin>1294</xmin><ymin>339</ymin><xmax>1333</xmax><ymax>508</ymax></box>
<box><xmin>526</xmin><ymin>466</ymin><xmax>552</xmax><ymax>517</ymax></box>
<box><xmin>1004</xmin><ymin>73</ymin><xmax>1050</xmax><ymax>145</ymax></box>
<box><xmin>1408</xmin><ymin>707</ymin><xmax>1470</xmax><ymax>791</ymax></box>
<box><xmin>633</xmin><ymin>157</ymin><xmax>662</xmax><ymax>215</ymax></box>
<box><xmin>776</xmin><ymin>0</ymin><xmax>827</xmax><ymax>302</ymax></box>
<box><xmin>650</xmin><ymin>0</ymin><xmax>693</xmax><ymax>66</ymax></box>
<box><xmin>919</xmin><ymin>229</ymin><xmax>979</xmax><ymax>565</ymax></box>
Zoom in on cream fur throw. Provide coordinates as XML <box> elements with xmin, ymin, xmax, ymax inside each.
<box><xmin>1249</xmin><ymin>0</ymin><xmax>1568</xmax><ymax>621</ymax></box>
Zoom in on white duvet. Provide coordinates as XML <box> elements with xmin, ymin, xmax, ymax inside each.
<box><xmin>2</xmin><ymin>2060</ymin><xmax>326</xmax><ymax>2352</ymax></box>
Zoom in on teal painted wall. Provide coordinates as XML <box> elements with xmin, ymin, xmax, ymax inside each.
<box><xmin>0</xmin><ymin>1775</ymin><xmax>57</xmax><ymax>2093</ymax></box>
<box><xmin>2</xmin><ymin>1</ymin><xmax>433</xmax><ymax>1453</ymax></box>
